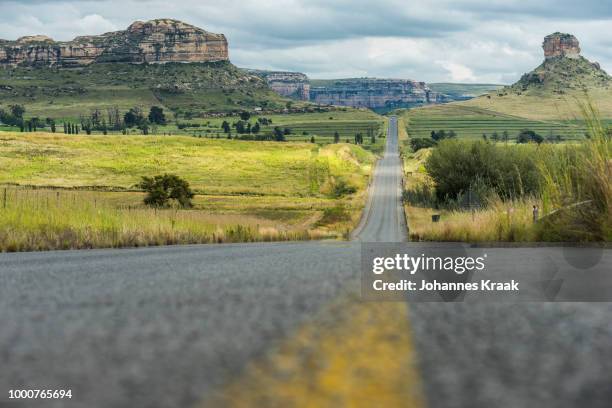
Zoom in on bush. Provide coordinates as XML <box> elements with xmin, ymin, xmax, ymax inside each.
<box><xmin>138</xmin><ymin>174</ymin><xmax>194</xmax><ymax>208</ymax></box>
<box><xmin>425</xmin><ymin>139</ymin><xmax>541</xmax><ymax>202</ymax></box>
<box><xmin>410</xmin><ymin>138</ymin><xmax>437</xmax><ymax>152</ymax></box>
<box><xmin>517</xmin><ymin>129</ymin><xmax>544</xmax><ymax>144</ymax></box>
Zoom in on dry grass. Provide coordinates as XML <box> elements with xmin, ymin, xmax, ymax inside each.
<box><xmin>406</xmin><ymin>199</ymin><xmax>538</xmax><ymax>242</ymax></box>
<box><xmin>0</xmin><ymin>188</ymin><xmax>339</xmax><ymax>252</ymax></box>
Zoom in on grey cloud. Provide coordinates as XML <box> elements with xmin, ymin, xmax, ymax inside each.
<box><xmin>0</xmin><ymin>0</ymin><xmax>611</xmax><ymax>82</ymax></box>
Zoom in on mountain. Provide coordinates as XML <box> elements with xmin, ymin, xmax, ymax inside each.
<box><xmin>0</xmin><ymin>19</ymin><xmax>228</xmax><ymax>66</ymax></box>
<box><xmin>243</xmin><ymin>70</ymin><xmax>310</xmax><ymax>100</ymax></box>
<box><xmin>459</xmin><ymin>33</ymin><xmax>612</xmax><ymax>120</ymax></box>
<box><xmin>510</xmin><ymin>33</ymin><xmax>611</xmax><ymax>94</ymax></box>
<box><xmin>248</xmin><ymin>71</ymin><xmax>467</xmax><ymax>111</ymax></box>
<box><xmin>308</xmin><ymin>78</ymin><xmax>448</xmax><ymax>112</ymax></box>
<box><xmin>0</xmin><ymin>19</ymin><xmax>291</xmax><ymax>118</ymax></box>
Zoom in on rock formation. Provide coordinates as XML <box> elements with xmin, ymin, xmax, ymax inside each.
<box><xmin>245</xmin><ymin>70</ymin><xmax>310</xmax><ymax>100</ymax></box>
<box><xmin>511</xmin><ymin>33</ymin><xmax>610</xmax><ymax>93</ymax></box>
<box><xmin>543</xmin><ymin>33</ymin><xmax>581</xmax><ymax>59</ymax></box>
<box><xmin>249</xmin><ymin>70</ymin><xmax>451</xmax><ymax>109</ymax></box>
<box><xmin>309</xmin><ymin>78</ymin><xmax>447</xmax><ymax>109</ymax></box>
<box><xmin>0</xmin><ymin>19</ymin><xmax>228</xmax><ymax>67</ymax></box>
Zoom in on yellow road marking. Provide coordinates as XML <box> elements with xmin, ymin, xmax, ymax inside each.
<box><xmin>204</xmin><ymin>298</ymin><xmax>425</xmax><ymax>407</ymax></box>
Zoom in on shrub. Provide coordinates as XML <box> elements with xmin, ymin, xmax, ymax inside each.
<box><xmin>425</xmin><ymin>139</ymin><xmax>541</xmax><ymax>202</ymax></box>
<box><xmin>410</xmin><ymin>138</ymin><xmax>437</xmax><ymax>152</ymax></box>
<box><xmin>138</xmin><ymin>174</ymin><xmax>194</xmax><ymax>208</ymax></box>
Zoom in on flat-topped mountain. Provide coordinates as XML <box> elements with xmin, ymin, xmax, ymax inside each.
<box><xmin>460</xmin><ymin>33</ymin><xmax>612</xmax><ymax>120</ymax></box>
<box><xmin>511</xmin><ymin>32</ymin><xmax>610</xmax><ymax>94</ymax></box>
<box><xmin>0</xmin><ymin>19</ymin><xmax>228</xmax><ymax>67</ymax></box>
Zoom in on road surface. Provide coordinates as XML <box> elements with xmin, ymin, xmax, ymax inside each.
<box><xmin>1</xmin><ymin>117</ymin><xmax>611</xmax><ymax>407</ymax></box>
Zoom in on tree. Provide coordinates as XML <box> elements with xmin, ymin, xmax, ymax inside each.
<box><xmin>239</xmin><ymin>111</ymin><xmax>251</xmax><ymax>121</ymax></box>
<box><xmin>10</xmin><ymin>104</ymin><xmax>25</xmax><ymax>119</ymax></box>
<box><xmin>517</xmin><ymin>129</ymin><xmax>543</xmax><ymax>144</ymax></box>
<box><xmin>148</xmin><ymin>106</ymin><xmax>166</xmax><ymax>125</ymax></box>
<box><xmin>235</xmin><ymin>121</ymin><xmax>246</xmax><ymax>134</ymax></box>
<box><xmin>273</xmin><ymin>127</ymin><xmax>285</xmax><ymax>141</ymax></box>
<box><xmin>334</xmin><ymin>131</ymin><xmax>340</xmax><ymax>143</ymax></box>
<box><xmin>221</xmin><ymin>121</ymin><xmax>231</xmax><ymax>133</ymax></box>
<box><xmin>138</xmin><ymin>174</ymin><xmax>194</xmax><ymax>208</ymax></box>
<box><xmin>502</xmin><ymin>130</ymin><xmax>509</xmax><ymax>144</ymax></box>
<box><xmin>124</xmin><ymin>107</ymin><xmax>145</xmax><ymax>128</ymax></box>
<box><xmin>310</xmin><ymin>136</ymin><xmax>315</xmax><ymax>143</ymax></box>
<box><xmin>252</xmin><ymin>122</ymin><xmax>260</xmax><ymax>134</ymax></box>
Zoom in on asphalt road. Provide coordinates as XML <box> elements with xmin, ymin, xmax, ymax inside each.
<box><xmin>1</xmin><ymin>117</ymin><xmax>611</xmax><ymax>407</ymax></box>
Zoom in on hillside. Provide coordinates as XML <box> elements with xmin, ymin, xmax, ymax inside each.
<box><xmin>0</xmin><ymin>61</ymin><xmax>288</xmax><ymax>119</ymax></box>
<box><xmin>427</xmin><ymin>83</ymin><xmax>504</xmax><ymax>100</ymax></box>
<box><xmin>460</xmin><ymin>33</ymin><xmax>612</xmax><ymax>120</ymax></box>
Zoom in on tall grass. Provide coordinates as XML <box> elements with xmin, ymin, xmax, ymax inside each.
<box><xmin>537</xmin><ymin>100</ymin><xmax>612</xmax><ymax>241</ymax></box>
<box><xmin>0</xmin><ymin>189</ymin><xmax>323</xmax><ymax>252</ymax></box>
<box><xmin>406</xmin><ymin>198</ymin><xmax>537</xmax><ymax>242</ymax></box>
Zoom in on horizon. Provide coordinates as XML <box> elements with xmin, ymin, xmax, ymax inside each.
<box><xmin>1</xmin><ymin>1</ymin><xmax>612</xmax><ymax>83</ymax></box>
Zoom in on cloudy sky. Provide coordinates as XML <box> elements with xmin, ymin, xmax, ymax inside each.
<box><xmin>1</xmin><ymin>0</ymin><xmax>611</xmax><ymax>83</ymax></box>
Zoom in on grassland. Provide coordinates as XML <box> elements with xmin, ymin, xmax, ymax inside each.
<box><xmin>170</xmin><ymin>110</ymin><xmax>386</xmax><ymax>142</ymax></box>
<box><xmin>0</xmin><ymin>133</ymin><xmax>376</xmax><ymax>251</ymax></box>
<box><xmin>401</xmin><ymin>104</ymin><xmax>587</xmax><ymax>141</ymax></box>
<box><xmin>460</xmin><ymin>88</ymin><xmax>612</xmax><ymax>121</ymax></box>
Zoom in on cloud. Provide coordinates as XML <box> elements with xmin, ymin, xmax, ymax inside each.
<box><xmin>0</xmin><ymin>0</ymin><xmax>611</xmax><ymax>83</ymax></box>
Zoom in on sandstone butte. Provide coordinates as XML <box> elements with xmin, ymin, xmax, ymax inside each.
<box><xmin>0</xmin><ymin>19</ymin><xmax>229</xmax><ymax>67</ymax></box>
<box><xmin>543</xmin><ymin>32</ymin><xmax>581</xmax><ymax>60</ymax></box>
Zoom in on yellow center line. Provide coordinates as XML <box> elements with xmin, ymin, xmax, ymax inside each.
<box><xmin>203</xmin><ymin>298</ymin><xmax>425</xmax><ymax>408</ymax></box>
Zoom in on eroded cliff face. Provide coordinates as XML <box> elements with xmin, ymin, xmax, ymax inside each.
<box><xmin>543</xmin><ymin>33</ymin><xmax>580</xmax><ymax>59</ymax></box>
<box><xmin>309</xmin><ymin>79</ymin><xmax>446</xmax><ymax>109</ymax></box>
<box><xmin>0</xmin><ymin>19</ymin><xmax>228</xmax><ymax>67</ymax></box>
<box><xmin>245</xmin><ymin>70</ymin><xmax>310</xmax><ymax>100</ymax></box>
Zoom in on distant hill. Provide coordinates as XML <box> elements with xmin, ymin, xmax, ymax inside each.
<box><xmin>428</xmin><ymin>83</ymin><xmax>504</xmax><ymax>100</ymax></box>
<box><xmin>460</xmin><ymin>33</ymin><xmax>612</xmax><ymax>120</ymax></box>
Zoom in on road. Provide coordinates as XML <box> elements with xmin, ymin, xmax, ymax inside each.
<box><xmin>1</xmin><ymin>117</ymin><xmax>611</xmax><ymax>407</ymax></box>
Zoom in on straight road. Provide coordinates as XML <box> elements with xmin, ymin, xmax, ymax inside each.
<box><xmin>1</xmin><ymin>117</ymin><xmax>611</xmax><ymax>407</ymax></box>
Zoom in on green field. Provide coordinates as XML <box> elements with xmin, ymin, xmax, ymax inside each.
<box><xmin>0</xmin><ymin>132</ymin><xmax>376</xmax><ymax>250</ymax></box>
<box><xmin>402</xmin><ymin>104</ymin><xmax>586</xmax><ymax>141</ymax></box>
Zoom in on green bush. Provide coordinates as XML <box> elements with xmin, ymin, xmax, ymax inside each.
<box><xmin>425</xmin><ymin>139</ymin><xmax>541</xmax><ymax>202</ymax></box>
<box><xmin>138</xmin><ymin>174</ymin><xmax>194</xmax><ymax>208</ymax></box>
<box><xmin>410</xmin><ymin>138</ymin><xmax>437</xmax><ymax>152</ymax></box>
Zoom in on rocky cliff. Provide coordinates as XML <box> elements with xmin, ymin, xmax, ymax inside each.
<box><xmin>309</xmin><ymin>78</ymin><xmax>447</xmax><ymax>109</ymax></box>
<box><xmin>543</xmin><ymin>33</ymin><xmax>580</xmax><ymax>59</ymax></box>
<box><xmin>250</xmin><ymin>71</ymin><xmax>450</xmax><ymax>110</ymax></box>
<box><xmin>511</xmin><ymin>33</ymin><xmax>610</xmax><ymax>93</ymax></box>
<box><xmin>0</xmin><ymin>19</ymin><xmax>228</xmax><ymax>67</ymax></box>
<box><xmin>244</xmin><ymin>70</ymin><xmax>310</xmax><ymax>100</ymax></box>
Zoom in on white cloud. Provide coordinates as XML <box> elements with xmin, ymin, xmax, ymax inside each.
<box><xmin>437</xmin><ymin>61</ymin><xmax>477</xmax><ymax>82</ymax></box>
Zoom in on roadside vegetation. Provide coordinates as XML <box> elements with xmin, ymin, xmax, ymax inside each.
<box><xmin>0</xmin><ymin>134</ymin><xmax>375</xmax><ymax>251</ymax></box>
<box><xmin>401</xmin><ymin>101</ymin><xmax>611</xmax><ymax>242</ymax></box>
